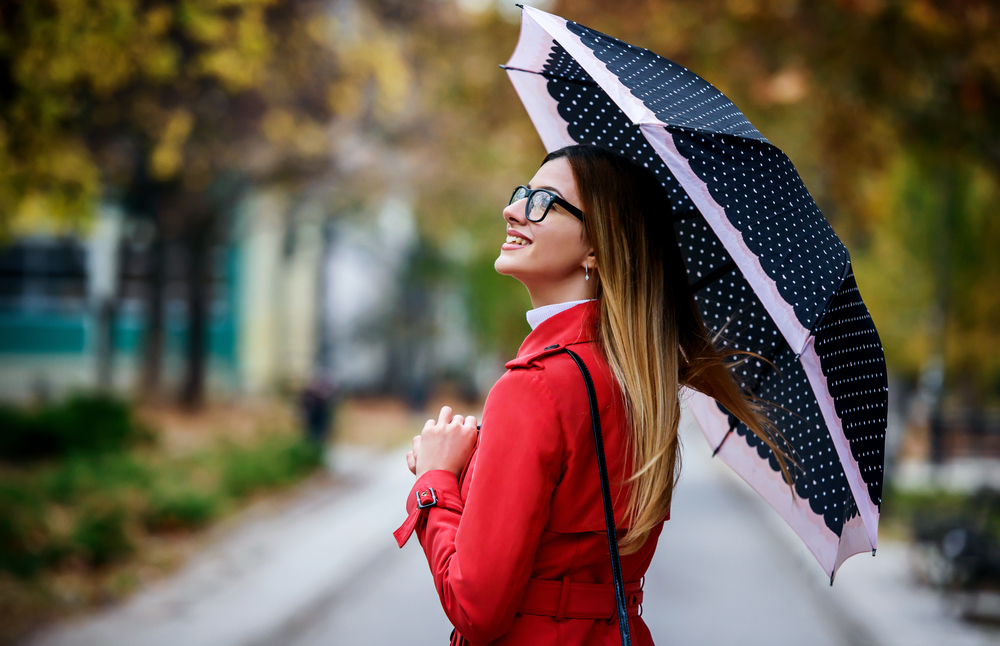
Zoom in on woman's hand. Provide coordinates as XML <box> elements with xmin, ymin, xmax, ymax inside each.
<box><xmin>406</xmin><ymin>405</ymin><xmax>478</xmax><ymax>478</ymax></box>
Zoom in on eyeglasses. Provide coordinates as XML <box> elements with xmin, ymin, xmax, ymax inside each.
<box><xmin>508</xmin><ymin>186</ymin><xmax>584</xmax><ymax>223</ymax></box>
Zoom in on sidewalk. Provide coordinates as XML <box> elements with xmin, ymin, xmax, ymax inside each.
<box><xmin>24</xmin><ymin>412</ymin><xmax>1000</xmax><ymax>646</ymax></box>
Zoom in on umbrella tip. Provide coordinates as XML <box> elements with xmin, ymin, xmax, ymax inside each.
<box><xmin>829</xmin><ymin>573</ymin><xmax>835</xmax><ymax>586</ymax></box>
<box><xmin>515</xmin><ymin>3</ymin><xmax>524</xmax><ymax>8</ymax></box>
<box><xmin>872</xmin><ymin>548</ymin><xmax>877</xmax><ymax>557</ymax></box>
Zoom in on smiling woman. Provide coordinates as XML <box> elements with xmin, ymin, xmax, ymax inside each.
<box><xmin>394</xmin><ymin>144</ymin><xmax>790</xmax><ymax>646</ymax></box>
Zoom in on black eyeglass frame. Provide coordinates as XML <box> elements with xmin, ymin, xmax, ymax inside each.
<box><xmin>508</xmin><ymin>185</ymin><xmax>585</xmax><ymax>223</ymax></box>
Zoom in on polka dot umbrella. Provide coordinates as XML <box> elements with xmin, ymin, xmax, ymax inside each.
<box><xmin>504</xmin><ymin>4</ymin><xmax>888</xmax><ymax>581</ymax></box>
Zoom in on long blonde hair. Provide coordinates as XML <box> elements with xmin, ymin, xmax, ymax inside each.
<box><xmin>544</xmin><ymin>145</ymin><xmax>793</xmax><ymax>554</ymax></box>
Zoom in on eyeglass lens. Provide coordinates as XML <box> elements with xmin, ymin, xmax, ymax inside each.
<box><xmin>509</xmin><ymin>187</ymin><xmax>554</xmax><ymax>221</ymax></box>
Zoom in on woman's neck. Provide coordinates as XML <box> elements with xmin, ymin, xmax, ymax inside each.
<box><xmin>525</xmin><ymin>277</ymin><xmax>596</xmax><ymax>310</ymax></box>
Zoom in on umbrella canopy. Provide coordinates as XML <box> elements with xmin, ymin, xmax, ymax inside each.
<box><xmin>504</xmin><ymin>5</ymin><xmax>887</xmax><ymax>581</ymax></box>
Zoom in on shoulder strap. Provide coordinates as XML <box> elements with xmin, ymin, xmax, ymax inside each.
<box><xmin>560</xmin><ymin>348</ymin><xmax>632</xmax><ymax>646</ymax></box>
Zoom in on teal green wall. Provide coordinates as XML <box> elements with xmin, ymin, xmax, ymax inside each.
<box><xmin>0</xmin><ymin>244</ymin><xmax>240</xmax><ymax>365</ymax></box>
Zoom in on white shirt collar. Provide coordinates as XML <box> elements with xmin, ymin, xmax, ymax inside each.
<box><xmin>526</xmin><ymin>299</ymin><xmax>596</xmax><ymax>330</ymax></box>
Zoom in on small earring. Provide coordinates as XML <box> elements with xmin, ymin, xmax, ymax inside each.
<box><xmin>585</xmin><ymin>267</ymin><xmax>590</xmax><ymax>281</ymax></box>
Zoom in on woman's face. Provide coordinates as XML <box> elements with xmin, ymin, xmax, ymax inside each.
<box><xmin>494</xmin><ymin>157</ymin><xmax>593</xmax><ymax>291</ymax></box>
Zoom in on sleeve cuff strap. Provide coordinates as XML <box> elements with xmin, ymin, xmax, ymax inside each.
<box><xmin>393</xmin><ymin>470</ymin><xmax>463</xmax><ymax>548</ymax></box>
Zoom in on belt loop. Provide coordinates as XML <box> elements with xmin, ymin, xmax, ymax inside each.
<box><xmin>553</xmin><ymin>576</ymin><xmax>570</xmax><ymax>622</ymax></box>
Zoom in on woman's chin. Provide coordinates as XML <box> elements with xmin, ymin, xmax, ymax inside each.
<box><xmin>494</xmin><ymin>255</ymin><xmax>528</xmax><ymax>280</ymax></box>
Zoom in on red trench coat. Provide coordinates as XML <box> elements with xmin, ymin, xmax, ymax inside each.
<box><xmin>394</xmin><ymin>301</ymin><xmax>667</xmax><ymax>645</ymax></box>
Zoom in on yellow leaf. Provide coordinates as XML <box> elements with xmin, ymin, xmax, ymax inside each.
<box><xmin>150</xmin><ymin>110</ymin><xmax>194</xmax><ymax>180</ymax></box>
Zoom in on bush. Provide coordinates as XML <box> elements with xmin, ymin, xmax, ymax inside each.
<box><xmin>72</xmin><ymin>508</ymin><xmax>132</xmax><ymax>566</ymax></box>
<box><xmin>41</xmin><ymin>454</ymin><xmax>151</xmax><ymax>503</ymax></box>
<box><xmin>0</xmin><ymin>484</ymin><xmax>47</xmax><ymax>577</ymax></box>
<box><xmin>0</xmin><ymin>395</ymin><xmax>148</xmax><ymax>461</ymax></box>
<box><xmin>0</xmin><ymin>431</ymin><xmax>323</xmax><ymax>578</ymax></box>
<box><xmin>222</xmin><ymin>438</ymin><xmax>324</xmax><ymax>498</ymax></box>
<box><xmin>144</xmin><ymin>490</ymin><xmax>219</xmax><ymax>532</ymax></box>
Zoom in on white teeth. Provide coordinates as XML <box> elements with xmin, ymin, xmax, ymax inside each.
<box><xmin>506</xmin><ymin>235</ymin><xmax>530</xmax><ymax>246</ymax></box>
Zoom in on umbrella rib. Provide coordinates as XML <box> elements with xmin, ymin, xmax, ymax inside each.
<box><xmin>712</xmin><ymin>418</ymin><xmax>738</xmax><ymax>457</ymax></box>
<box><xmin>499</xmin><ymin>65</ymin><xmax>601</xmax><ymax>89</ymax></box>
<box><xmin>689</xmin><ymin>259</ymin><xmax>736</xmax><ymax>293</ymax></box>
<box><xmin>803</xmin><ymin>252</ymin><xmax>854</xmax><ymax>343</ymax></box>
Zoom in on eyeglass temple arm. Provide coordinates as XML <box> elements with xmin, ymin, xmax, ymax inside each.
<box><xmin>553</xmin><ymin>195</ymin><xmax>584</xmax><ymax>220</ymax></box>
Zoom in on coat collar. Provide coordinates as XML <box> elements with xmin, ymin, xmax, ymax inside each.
<box><xmin>506</xmin><ymin>300</ymin><xmax>598</xmax><ymax>370</ymax></box>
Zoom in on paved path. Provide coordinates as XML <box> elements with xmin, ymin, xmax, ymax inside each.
<box><xmin>25</xmin><ymin>411</ymin><xmax>1000</xmax><ymax>646</ymax></box>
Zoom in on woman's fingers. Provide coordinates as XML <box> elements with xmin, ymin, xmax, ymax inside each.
<box><xmin>414</xmin><ymin>406</ymin><xmax>479</xmax><ymax>478</ymax></box>
<box><xmin>420</xmin><ymin>409</ymin><xmax>478</xmax><ymax>436</ymax></box>
<box><xmin>425</xmin><ymin>406</ymin><xmax>478</xmax><ymax>432</ymax></box>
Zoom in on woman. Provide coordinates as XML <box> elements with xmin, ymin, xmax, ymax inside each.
<box><xmin>394</xmin><ymin>144</ymin><xmax>790</xmax><ymax>645</ymax></box>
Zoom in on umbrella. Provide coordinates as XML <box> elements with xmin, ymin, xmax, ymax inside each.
<box><xmin>503</xmin><ymin>4</ymin><xmax>887</xmax><ymax>582</ymax></box>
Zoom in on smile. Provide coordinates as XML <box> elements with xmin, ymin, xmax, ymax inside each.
<box><xmin>505</xmin><ymin>235</ymin><xmax>531</xmax><ymax>246</ymax></box>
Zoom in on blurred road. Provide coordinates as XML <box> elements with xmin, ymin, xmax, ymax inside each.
<box><xmin>27</xmin><ymin>410</ymin><xmax>1000</xmax><ymax>646</ymax></box>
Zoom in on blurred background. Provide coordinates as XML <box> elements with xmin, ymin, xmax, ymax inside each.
<box><xmin>1</xmin><ymin>0</ymin><xmax>999</xmax><ymax>644</ymax></box>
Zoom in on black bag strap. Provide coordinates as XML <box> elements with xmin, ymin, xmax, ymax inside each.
<box><xmin>560</xmin><ymin>348</ymin><xmax>632</xmax><ymax>646</ymax></box>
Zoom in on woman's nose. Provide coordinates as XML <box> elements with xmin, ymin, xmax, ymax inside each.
<box><xmin>503</xmin><ymin>200</ymin><xmax>526</xmax><ymax>224</ymax></box>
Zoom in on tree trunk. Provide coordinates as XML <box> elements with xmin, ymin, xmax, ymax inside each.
<box><xmin>141</xmin><ymin>219</ymin><xmax>166</xmax><ymax>400</ymax></box>
<box><xmin>180</xmin><ymin>217</ymin><xmax>213</xmax><ymax>409</ymax></box>
<box><xmin>928</xmin><ymin>163</ymin><xmax>961</xmax><ymax>465</ymax></box>
<box><xmin>315</xmin><ymin>222</ymin><xmax>334</xmax><ymax>375</ymax></box>
<box><xmin>95</xmin><ymin>297</ymin><xmax>117</xmax><ymax>391</ymax></box>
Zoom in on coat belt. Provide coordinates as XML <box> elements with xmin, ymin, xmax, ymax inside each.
<box><xmin>518</xmin><ymin>577</ymin><xmax>643</xmax><ymax>621</ymax></box>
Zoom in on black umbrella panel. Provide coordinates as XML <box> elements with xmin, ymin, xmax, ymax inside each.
<box><xmin>503</xmin><ymin>5</ymin><xmax>888</xmax><ymax>580</ymax></box>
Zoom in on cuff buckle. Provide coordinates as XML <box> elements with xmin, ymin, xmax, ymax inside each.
<box><xmin>416</xmin><ymin>487</ymin><xmax>438</xmax><ymax>509</ymax></box>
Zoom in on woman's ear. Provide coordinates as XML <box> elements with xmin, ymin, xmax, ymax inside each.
<box><xmin>584</xmin><ymin>248</ymin><xmax>596</xmax><ymax>270</ymax></box>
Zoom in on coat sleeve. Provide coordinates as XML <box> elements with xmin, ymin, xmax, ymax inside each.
<box><xmin>411</xmin><ymin>369</ymin><xmax>564</xmax><ymax>644</ymax></box>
